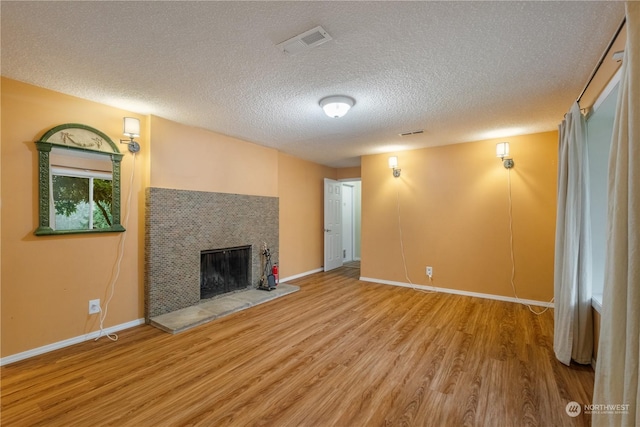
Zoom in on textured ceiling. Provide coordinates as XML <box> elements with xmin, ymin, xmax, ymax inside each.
<box><xmin>1</xmin><ymin>1</ymin><xmax>625</xmax><ymax>167</ymax></box>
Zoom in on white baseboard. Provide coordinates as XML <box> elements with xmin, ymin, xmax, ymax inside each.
<box><xmin>279</xmin><ymin>268</ymin><xmax>323</xmax><ymax>283</ymax></box>
<box><xmin>359</xmin><ymin>276</ymin><xmax>554</xmax><ymax>308</ymax></box>
<box><xmin>0</xmin><ymin>318</ymin><xmax>145</xmax><ymax>366</ymax></box>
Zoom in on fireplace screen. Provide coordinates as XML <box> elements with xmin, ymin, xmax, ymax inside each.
<box><xmin>200</xmin><ymin>245</ymin><xmax>251</xmax><ymax>299</ymax></box>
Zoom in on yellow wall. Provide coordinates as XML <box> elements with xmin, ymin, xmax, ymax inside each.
<box><xmin>1</xmin><ymin>78</ymin><xmax>147</xmax><ymax>357</ymax></box>
<box><xmin>0</xmin><ymin>78</ymin><xmax>337</xmax><ymax>358</ymax></box>
<box><xmin>337</xmin><ymin>166</ymin><xmax>361</xmax><ymax>180</ymax></box>
<box><xmin>0</xmin><ymin>77</ymin><xmax>557</xmax><ymax>360</ymax></box>
<box><xmin>361</xmin><ymin>132</ymin><xmax>558</xmax><ymax>302</ymax></box>
<box><xmin>278</xmin><ymin>152</ymin><xmax>337</xmax><ymax>278</ymax></box>
<box><xmin>149</xmin><ymin>116</ymin><xmax>278</xmax><ymax>197</ymax></box>
<box><xmin>147</xmin><ymin>117</ymin><xmax>340</xmax><ymax>279</ymax></box>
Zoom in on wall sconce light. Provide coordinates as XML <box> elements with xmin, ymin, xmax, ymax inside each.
<box><xmin>496</xmin><ymin>142</ymin><xmax>514</xmax><ymax>169</ymax></box>
<box><xmin>319</xmin><ymin>95</ymin><xmax>355</xmax><ymax>118</ymax></box>
<box><xmin>388</xmin><ymin>156</ymin><xmax>401</xmax><ymax>178</ymax></box>
<box><xmin>120</xmin><ymin>117</ymin><xmax>141</xmax><ymax>153</ymax></box>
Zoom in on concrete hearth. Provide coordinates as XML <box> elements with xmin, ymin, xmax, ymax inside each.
<box><xmin>150</xmin><ymin>284</ymin><xmax>299</xmax><ymax>334</ymax></box>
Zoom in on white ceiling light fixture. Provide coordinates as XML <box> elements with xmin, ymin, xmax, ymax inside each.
<box><xmin>320</xmin><ymin>96</ymin><xmax>355</xmax><ymax>118</ymax></box>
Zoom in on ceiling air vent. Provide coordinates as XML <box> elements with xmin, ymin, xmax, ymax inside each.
<box><xmin>399</xmin><ymin>130</ymin><xmax>424</xmax><ymax>137</ymax></box>
<box><xmin>277</xmin><ymin>26</ymin><xmax>333</xmax><ymax>55</ymax></box>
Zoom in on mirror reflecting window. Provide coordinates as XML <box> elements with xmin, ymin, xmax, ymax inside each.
<box><xmin>51</xmin><ymin>169</ymin><xmax>113</xmax><ymax>230</ymax></box>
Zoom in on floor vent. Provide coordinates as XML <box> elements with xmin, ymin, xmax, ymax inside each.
<box><xmin>277</xmin><ymin>26</ymin><xmax>333</xmax><ymax>55</ymax></box>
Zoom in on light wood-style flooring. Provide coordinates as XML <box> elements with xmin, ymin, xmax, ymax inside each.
<box><xmin>1</xmin><ymin>267</ymin><xmax>594</xmax><ymax>426</ymax></box>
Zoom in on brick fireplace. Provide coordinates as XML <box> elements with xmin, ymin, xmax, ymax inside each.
<box><xmin>145</xmin><ymin>187</ymin><xmax>279</xmax><ymax>319</ymax></box>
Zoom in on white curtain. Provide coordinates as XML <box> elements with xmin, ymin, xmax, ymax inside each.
<box><xmin>553</xmin><ymin>101</ymin><xmax>593</xmax><ymax>366</ymax></box>
<box><xmin>593</xmin><ymin>3</ymin><xmax>640</xmax><ymax>426</ymax></box>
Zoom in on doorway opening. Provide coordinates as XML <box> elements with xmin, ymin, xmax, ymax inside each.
<box><xmin>323</xmin><ymin>178</ymin><xmax>361</xmax><ymax>272</ymax></box>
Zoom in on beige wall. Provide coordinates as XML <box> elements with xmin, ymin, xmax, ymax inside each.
<box><xmin>278</xmin><ymin>152</ymin><xmax>337</xmax><ymax>278</ymax></box>
<box><xmin>149</xmin><ymin>116</ymin><xmax>278</xmax><ymax>197</ymax></box>
<box><xmin>1</xmin><ymin>78</ymin><xmax>147</xmax><ymax>357</ymax></box>
<box><xmin>361</xmin><ymin>132</ymin><xmax>558</xmax><ymax>302</ymax></box>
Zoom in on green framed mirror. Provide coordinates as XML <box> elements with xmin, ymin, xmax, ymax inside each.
<box><xmin>34</xmin><ymin>123</ymin><xmax>125</xmax><ymax>236</ymax></box>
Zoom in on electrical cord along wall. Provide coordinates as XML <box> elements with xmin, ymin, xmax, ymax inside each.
<box><xmin>95</xmin><ymin>152</ymin><xmax>137</xmax><ymax>341</ymax></box>
<box><xmin>394</xmin><ymin>177</ymin><xmax>435</xmax><ymax>294</ymax></box>
<box><xmin>391</xmin><ymin>160</ymin><xmax>554</xmax><ymax>312</ymax></box>
<box><xmin>506</xmin><ymin>168</ymin><xmax>554</xmax><ymax>315</ymax></box>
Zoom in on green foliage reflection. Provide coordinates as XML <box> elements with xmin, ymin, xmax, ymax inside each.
<box><xmin>52</xmin><ymin>175</ymin><xmax>112</xmax><ymax>229</ymax></box>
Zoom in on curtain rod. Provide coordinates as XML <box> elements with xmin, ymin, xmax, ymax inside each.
<box><xmin>576</xmin><ymin>16</ymin><xmax>626</xmax><ymax>104</ymax></box>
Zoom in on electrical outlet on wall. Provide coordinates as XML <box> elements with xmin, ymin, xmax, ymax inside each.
<box><xmin>88</xmin><ymin>299</ymin><xmax>101</xmax><ymax>315</ymax></box>
<box><xmin>426</xmin><ymin>266</ymin><xmax>433</xmax><ymax>278</ymax></box>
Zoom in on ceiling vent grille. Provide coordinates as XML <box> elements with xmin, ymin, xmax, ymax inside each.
<box><xmin>399</xmin><ymin>130</ymin><xmax>424</xmax><ymax>137</ymax></box>
<box><xmin>277</xmin><ymin>26</ymin><xmax>333</xmax><ymax>55</ymax></box>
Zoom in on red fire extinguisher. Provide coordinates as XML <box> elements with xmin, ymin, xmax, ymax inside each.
<box><xmin>272</xmin><ymin>264</ymin><xmax>279</xmax><ymax>286</ymax></box>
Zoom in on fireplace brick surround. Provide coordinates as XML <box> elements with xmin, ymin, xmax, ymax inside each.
<box><xmin>145</xmin><ymin>187</ymin><xmax>279</xmax><ymax>319</ymax></box>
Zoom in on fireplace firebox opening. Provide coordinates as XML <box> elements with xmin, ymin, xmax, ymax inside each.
<box><xmin>200</xmin><ymin>245</ymin><xmax>252</xmax><ymax>300</ymax></box>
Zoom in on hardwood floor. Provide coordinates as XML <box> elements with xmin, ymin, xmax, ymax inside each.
<box><xmin>1</xmin><ymin>267</ymin><xmax>594</xmax><ymax>426</ymax></box>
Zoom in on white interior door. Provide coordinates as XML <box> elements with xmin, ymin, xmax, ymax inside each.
<box><xmin>324</xmin><ymin>178</ymin><xmax>343</xmax><ymax>271</ymax></box>
<box><xmin>342</xmin><ymin>184</ymin><xmax>354</xmax><ymax>262</ymax></box>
